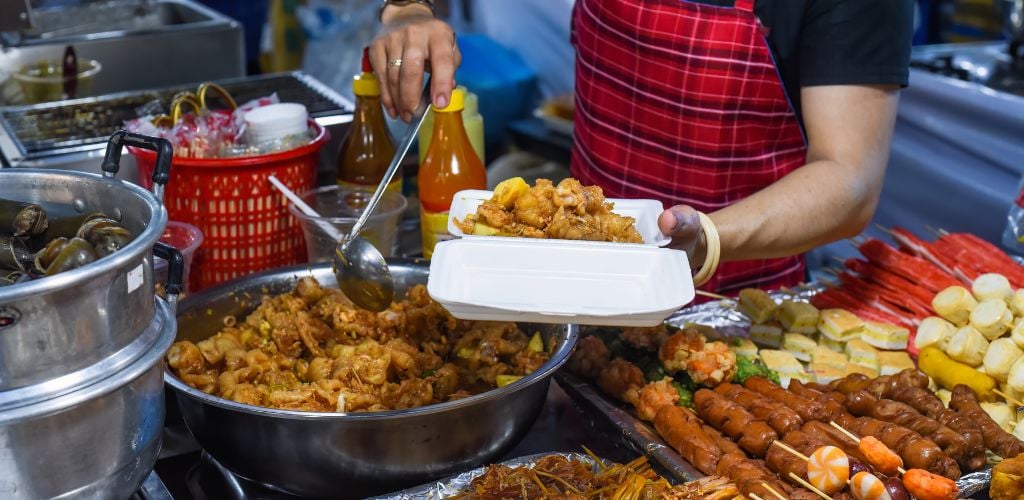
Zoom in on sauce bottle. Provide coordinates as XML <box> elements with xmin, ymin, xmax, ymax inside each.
<box><xmin>419</xmin><ymin>87</ymin><xmax>486</xmax><ymax>258</ymax></box>
<box><xmin>418</xmin><ymin>85</ymin><xmax>484</xmax><ymax>165</ymax></box>
<box><xmin>337</xmin><ymin>48</ymin><xmax>401</xmax><ymax>194</ymax></box>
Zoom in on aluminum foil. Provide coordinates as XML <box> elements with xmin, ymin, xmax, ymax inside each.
<box><xmin>370</xmin><ymin>452</ymin><xmax>602</xmax><ymax>500</ymax></box>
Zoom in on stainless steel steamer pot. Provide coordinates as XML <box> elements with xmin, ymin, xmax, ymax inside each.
<box><xmin>0</xmin><ymin>131</ymin><xmax>173</xmax><ymax>393</ymax></box>
<box><xmin>166</xmin><ymin>261</ymin><xmax>578</xmax><ymax>498</ymax></box>
<box><xmin>0</xmin><ymin>298</ymin><xmax>176</xmax><ymax>499</ymax></box>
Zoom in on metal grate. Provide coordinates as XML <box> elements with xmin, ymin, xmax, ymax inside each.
<box><xmin>0</xmin><ymin>73</ymin><xmax>349</xmax><ymax>158</ymax></box>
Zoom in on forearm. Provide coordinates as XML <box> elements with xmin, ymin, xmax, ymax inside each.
<box><xmin>710</xmin><ymin>84</ymin><xmax>900</xmax><ymax>263</ymax></box>
<box><xmin>711</xmin><ymin>158</ymin><xmax>882</xmax><ymax>262</ymax></box>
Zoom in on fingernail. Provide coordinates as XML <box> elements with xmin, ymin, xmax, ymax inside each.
<box><xmin>672</xmin><ymin>211</ymin><xmax>686</xmax><ymax>231</ymax></box>
<box><xmin>434</xmin><ymin>94</ymin><xmax>448</xmax><ymax>108</ymax></box>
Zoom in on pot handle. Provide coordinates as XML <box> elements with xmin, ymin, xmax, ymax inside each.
<box><xmin>101</xmin><ymin>130</ymin><xmax>174</xmax><ymax>202</ymax></box>
<box><xmin>153</xmin><ymin>241</ymin><xmax>184</xmax><ymax>312</ymax></box>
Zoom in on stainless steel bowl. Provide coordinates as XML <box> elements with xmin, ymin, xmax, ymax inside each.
<box><xmin>0</xmin><ymin>298</ymin><xmax>176</xmax><ymax>499</ymax></box>
<box><xmin>166</xmin><ymin>260</ymin><xmax>578</xmax><ymax>498</ymax></box>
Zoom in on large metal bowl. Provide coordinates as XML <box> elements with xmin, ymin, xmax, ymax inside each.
<box><xmin>166</xmin><ymin>261</ymin><xmax>578</xmax><ymax>498</ymax></box>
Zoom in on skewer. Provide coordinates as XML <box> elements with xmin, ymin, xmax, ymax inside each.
<box><xmin>749</xmin><ymin>494</ymin><xmax>765</xmax><ymax>500</ymax></box>
<box><xmin>788</xmin><ymin>473</ymin><xmax>832</xmax><ymax>500</ymax></box>
<box><xmin>760</xmin><ymin>482</ymin><xmax>786</xmax><ymax>500</ymax></box>
<box><xmin>874</xmin><ymin>224</ymin><xmax>897</xmax><ymax>238</ymax></box>
<box><xmin>993</xmin><ymin>388</ymin><xmax>1024</xmax><ymax>410</ymax></box>
<box><xmin>828</xmin><ymin>421</ymin><xmax>906</xmax><ymax>475</ymax></box>
<box><xmin>696</xmin><ymin>290</ymin><xmax>732</xmax><ymax>301</ymax></box>
<box><xmin>771</xmin><ymin>440</ymin><xmax>809</xmax><ymax>461</ymax></box>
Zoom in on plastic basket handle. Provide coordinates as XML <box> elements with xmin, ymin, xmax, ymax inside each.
<box><xmin>152</xmin><ymin>241</ymin><xmax>184</xmax><ymax>312</ymax></box>
<box><xmin>101</xmin><ymin>130</ymin><xmax>174</xmax><ymax>201</ymax></box>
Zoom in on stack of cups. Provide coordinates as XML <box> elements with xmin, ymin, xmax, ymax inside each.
<box><xmin>244</xmin><ymin>103</ymin><xmax>309</xmax><ymax>146</ymax></box>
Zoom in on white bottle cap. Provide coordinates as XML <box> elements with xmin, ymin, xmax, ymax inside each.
<box><xmin>244</xmin><ymin>103</ymin><xmax>309</xmax><ymax>144</ymax></box>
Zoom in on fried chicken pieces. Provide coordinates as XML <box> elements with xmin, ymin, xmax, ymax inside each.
<box><xmin>454</xmin><ymin>178</ymin><xmax>644</xmax><ymax>243</ymax></box>
<box><xmin>167</xmin><ymin>278</ymin><xmax>549</xmax><ymax>413</ymax></box>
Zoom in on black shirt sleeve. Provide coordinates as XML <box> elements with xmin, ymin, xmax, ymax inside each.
<box><xmin>798</xmin><ymin>0</ymin><xmax>915</xmax><ymax>88</ymax></box>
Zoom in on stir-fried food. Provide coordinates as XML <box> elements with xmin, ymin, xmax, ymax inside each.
<box><xmin>167</xmin><ymin>278</ymin><xmax>549</xmax><ymax>412</ymax></box>
<box><xmin>449</xmin><ymin>453</ymin><xmax>737</xmax><ymax>500</ymax></box>
<box><xmin>454</xmin><ymin>177</ymin><xmax>644</xmax><ymax>243</ymax></box>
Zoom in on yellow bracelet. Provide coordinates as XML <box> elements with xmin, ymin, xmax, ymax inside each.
<box><xmin>692</xmin><ymin>212</ymin><xmax>721</xmax><ymax>287</ymax></box>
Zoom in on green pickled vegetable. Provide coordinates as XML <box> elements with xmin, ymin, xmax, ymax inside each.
<box><xmin>734</xmin><ymin>355</ymin><xmax>780</xmax><ymax>385</ymax></box>
<box><xmin>672</xmin><ymin>381</ymin><xmax>694</xmax><ymax>408</ymax></box>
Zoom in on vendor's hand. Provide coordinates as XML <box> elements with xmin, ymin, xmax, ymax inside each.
<box><xmin>658</xmin><ymin>205</ymin><xmax>707</xmax><ymax>270</ymax></box>
<box><xmin>371</xmin><ymin>5</ymin><xmax>460</xmax><ymax>122</ymax></box>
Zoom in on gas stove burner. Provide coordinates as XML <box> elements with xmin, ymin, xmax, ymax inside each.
<box><xmin>185</xmin><ymin>452</ymin><xmax>299</xmax><ymax>500</ymax></box>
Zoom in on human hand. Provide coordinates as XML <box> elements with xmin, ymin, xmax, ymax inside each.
<box><xmin>657</xmin><ymin>205</ymin><xmax>707</xmax><ymax>270</ymax></box>
<box><xmin>370</xmin><ymin>6</ymin><xmax>460</xmax><ymax>122</ymax></box>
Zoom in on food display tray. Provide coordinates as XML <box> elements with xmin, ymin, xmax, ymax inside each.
<box><xmin>446</xmin><ymin>189</ymin><xmax>672</xmax><ymax>247</ymax></box>
<box><xmin>370</xmin><ymin>452</ymin><xmax>603</xmax><ymax>499</ymax></box>
<box><xmin>558</xmin><ymin>290</ymin><xmax>994</xmax><ymax>498</ymax></box>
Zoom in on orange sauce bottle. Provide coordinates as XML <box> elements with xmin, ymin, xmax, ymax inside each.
<box><xmin>337</xmin><ymin>49</ymin><xmax>401</xmax><ymax>194</ymax></box>
<box><xmin>419</xmin><ymin>87</ymin><xmax>486</xmax><ymax>258</ymax></box>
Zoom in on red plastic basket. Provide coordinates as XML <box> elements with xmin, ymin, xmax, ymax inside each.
<box><xmin>134</xmin><ymin>122</ymin><xmax>328</xmax><ymax>290</ymax></box>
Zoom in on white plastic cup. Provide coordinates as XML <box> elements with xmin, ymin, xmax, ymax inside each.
<box><xmin>244</xmin><ymin>103</ymin><xmax>309</xmax><ymax>145</ymax></box>
<box><xmin>154</xmin><ymin>221</ymin><xmax>204</xmax><ymax>294</ymax></box>
<box><xmin>289</xmin><ymin>185</ymin><xmax>408</xmax><ymax>263</ymax></box>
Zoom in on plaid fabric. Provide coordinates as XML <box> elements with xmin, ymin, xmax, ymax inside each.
<box><xmin>570</xmin><ymin>0</ymin><xmax>808</xmax><ymax>294</ymax></box>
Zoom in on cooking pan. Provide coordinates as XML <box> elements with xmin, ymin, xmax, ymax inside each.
<box><xmin>165</xmin><ymin>260</ymin><xmax>578</xmax><ymax>498</ymax></box>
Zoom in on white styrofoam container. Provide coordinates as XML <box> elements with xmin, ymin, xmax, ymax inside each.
<box><xmin>427</xmin><ymin>239</ymin><xmax>695</xmax><ymax>327</ymax></box>
<box><xmin>447</xmin><ymin>189</ymin><xmax>671</xmax><ymax>246</ymax></box>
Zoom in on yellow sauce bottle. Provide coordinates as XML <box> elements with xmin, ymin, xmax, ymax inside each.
<box><xmin>419</xmin><ymin>88</ymin><xmax>486</xmax><ymax>258</ymax></box>
<box><xmin>418</xmin><ymin>86</ymin><xmax>484</xmax><ymax>165</ymax></box>
<box><xmin>337</xmin><ymin>49</ymin><xmax>401</xmax><ymax>194</ymax></box>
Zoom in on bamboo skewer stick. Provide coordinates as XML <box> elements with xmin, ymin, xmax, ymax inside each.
<box><xmin>761</xmin><ymin>482</ymin><xmax>787</xmax><ymax>500</ymax></box>
<box><xmin>788</xmin><ymin>473</ymin><xmax>833</xmax><ymax>500</ymax></box>
<box><xmin>994</xmin><ymin>388</ymin><xmax>1024</xmax><ymax>410</ymax></box>
<box><xmin>696</xmin><ymin>290</ymin><xmax>732</xmax><ymax>301</ymax></box>
<box><xmin>828</xmin><ymin>421</ymin><xmax>906</xmax><ymax>474</ymax></box>
<box><xmin>749</xmin><ymin>494</ymin><xmax>765</xmax><ymax>500</ymax></box>
<box><xmin>771</xmin><ymin>440</ymin><xmax>809</xmax><ymax>461</ymax></box>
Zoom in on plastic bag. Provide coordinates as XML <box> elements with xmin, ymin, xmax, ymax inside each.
<box><xmin>298</xmin><ymin>0</ymin><xmax>379</xmax><ymax>103</ymax></box>
<box><xmin>1003</xmin><ymin>178</ymin><xmax>1024</xmax><ymax>255</ymax></box>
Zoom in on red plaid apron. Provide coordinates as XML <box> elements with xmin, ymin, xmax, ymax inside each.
<box><xmin>571</xmin><ymin>0</ymin><xmax>808</xmax><ymax>294</ymax></box>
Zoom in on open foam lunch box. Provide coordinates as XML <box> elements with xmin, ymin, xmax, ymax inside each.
<box><xmin>427</xmin><ymin>189</ymin><xmax>695</xmax><ymax>327</ymax></box>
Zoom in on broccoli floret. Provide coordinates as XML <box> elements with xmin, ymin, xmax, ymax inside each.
<box><xmin>672</xmin><ymin>381</ymin><xmax>694</xmax><ymax>408</ymax></box>
<box><xmin>636</xmin><ymin>353</ymin><xmax>666</xmax><ymax>382</ymax></box>
<box><xmin>734</xmin><ymin>355</ymin><xmax>780</xmax><ymax>385</ymax></box>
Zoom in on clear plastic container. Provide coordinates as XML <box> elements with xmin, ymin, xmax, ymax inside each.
<box><xmin>154</xmin><ymin>221</ymin><xmax>204</xmax><ymax>294</ymax></box>
<box><xmin>289</xmin><ymin>185</ymin><xmax>407</xmax><ymax>263</ymax></box>
<box><xmin>13</xmin><ymin>58</ymin><xmax>101</xmax><ymax>103</ymax></box>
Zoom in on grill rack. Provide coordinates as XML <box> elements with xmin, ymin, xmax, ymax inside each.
<box><xmin>0</xmin><ymin>72</ymin><xmax>350</xmax><ymax>161</ymax></box>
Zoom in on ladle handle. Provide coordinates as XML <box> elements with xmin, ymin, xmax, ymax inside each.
<box><xmin>348</xmin><ymin>78</ymin><xmax>433</xmax><ymax>238</ymax></box>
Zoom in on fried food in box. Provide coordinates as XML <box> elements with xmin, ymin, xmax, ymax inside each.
<box><xmin>166</xmin><ymin>278</ymin><xmax>549</xmax><ymax>412</ymax></box>
<box><xmin>453</xmin><ymin>177</ymin><xmax>643</xmax><ymax>243</ymax></box>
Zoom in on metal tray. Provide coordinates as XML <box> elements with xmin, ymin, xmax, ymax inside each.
<box><xmin>560</xmin><ymin>292</ymin><xmax>994</xmax><ymax>498</ymax></box>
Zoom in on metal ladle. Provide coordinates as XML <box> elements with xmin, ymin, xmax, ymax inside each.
<box><xmin>332</xmin><ymin>81</ymin><xmax>433</xmax><ymax>311</ymax></box>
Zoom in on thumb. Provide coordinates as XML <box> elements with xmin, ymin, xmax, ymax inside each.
<box><xmin>658</xmin><ymin>206</ymin><xmax>700</xmax><ymax>239</ymax></box>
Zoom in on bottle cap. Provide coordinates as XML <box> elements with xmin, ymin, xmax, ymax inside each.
<box><xmin>433</xmin><ymin>87</ymin><xmax>465</xmax><ymax>113</ymax></box>
<box><xmin>244</xmin><ymin>103</ymin><xmax>308</xmax><ymax>145</ymax></box>
<box><xmin>361</xmin><ymin>47</ymin><xmax>373</xmax><ymax>73</ymax></box>
<box><xmin>353</xmin><ymin>72</ymin><xmax>381</xmax><ymax>96</ymax></box>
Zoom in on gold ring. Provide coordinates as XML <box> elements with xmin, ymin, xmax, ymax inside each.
<box><xmin>387</xmin><ymin>58</ymin><xmax>403</xmax><ymax>69</ymax></box>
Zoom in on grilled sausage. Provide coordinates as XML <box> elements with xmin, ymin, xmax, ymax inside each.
<box><xmin>716</xmin><ymin>382</ymin><xmax>804</xmax><ymax>434</ymax></box>
<box><xmin>852</xmin><ymin>416</ymin><xmax>961</xmax><ymax>479</ymax></box>
<box><xmin>845</xmin><ymin>390</ymin><xmax>981</xmax><ymax>471</ymax></box>
<box><xmin>950</xmin><ymin>384</ymin><xmax>1024</xmax><ymax>458</ymax></box>
<box><xmin>717</xmin><ymin>454</ymin><xmax>799</xmax><ymax>500</ymax></box>
<box><xmin>695</xmin><ymin>388</ymin><xmax>778</xmax><ymax>457</ymax></box>
<box><xmin>829</xmin><ymin>373</ymin><xmax>872</xmax><ymax>394</ymax></box>
<box><xmin>653</xmin><ymin>405</ymin><xmax>722</xmax><ymax>476</ymax></box>
<box><xmin>702</xmin><ymin>423</ymin><xmax>746</xmax><ymax>458</ymax></box>
<box><xmin>745</xmin><ymin>376</ymin><xmax>828</xmax><ymax>422</ymax></box>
